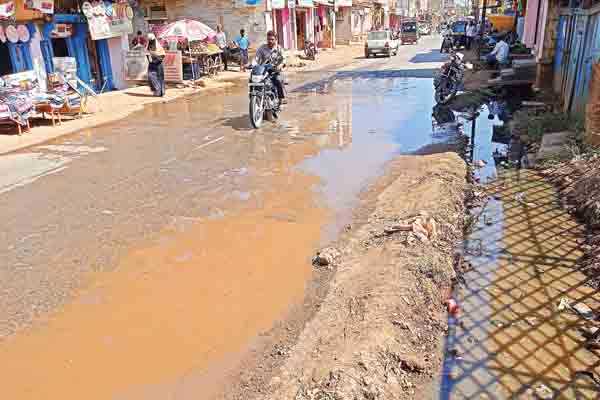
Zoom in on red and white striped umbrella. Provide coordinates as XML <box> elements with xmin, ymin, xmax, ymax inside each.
<box><xmin>157</xmin><ymin>19</ymin><xmax>216</xmax><ymax>42</ymax></box>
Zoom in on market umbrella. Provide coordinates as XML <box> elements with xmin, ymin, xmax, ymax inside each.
<box><xmin>156</xmin><ymin>19</ymin><xmax>216</xmax><ymax>43</ymax></box>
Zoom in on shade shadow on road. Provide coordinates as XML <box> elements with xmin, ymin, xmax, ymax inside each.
<box><xmin>409</xmin><ymin>49</ymin><xmax>449</xmax><ymax>64</ymax></box>
<box><xmin>439</xmin><ymin>170</ymin><xmax>600</xmax><ymax>399</ymax></box>
<box><xmin>291</xmin><ymin>68</ymin><xmax>440</xmax><ymax>94</ymax></box>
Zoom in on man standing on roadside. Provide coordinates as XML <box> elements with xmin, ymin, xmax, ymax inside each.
<box><xmin>215</xmin><ymin>24</ymin><xmax>228</xmax><ymax>71</ymax></box>
<box><xmin>234</xmin><ymin>29</ymin><xmax>250</xmax><ymax>72</ymax></box>
<box><xmin>486</xmin><ymin>35</ymin><xmax>509</xmax><ymax>67</ymax></box>
<box><xmin>466</xmin><ymin>22</ymin><xmax>476</xmax><ymax>50</ymax></box>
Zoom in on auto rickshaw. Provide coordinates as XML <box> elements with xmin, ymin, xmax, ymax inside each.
<box><xmin>400</xmin><ymin>20</ymin><xmax>419</xmax><ymax>45</ymax></box>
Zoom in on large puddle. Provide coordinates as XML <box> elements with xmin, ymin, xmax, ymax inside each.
<box><xmin>439</xmin><ymin>100</ymin><xmax>600</xmax><ymax>398</ymax></box>
<box><xmin>0</xmin><ymin>58</ymin><xmax>465</xmax><ymax>399</ymax></box>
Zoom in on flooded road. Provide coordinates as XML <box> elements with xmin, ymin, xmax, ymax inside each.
<box><xmin>440</xmin><ymin>109</ymin><xmax>600</xmax><ymax>398</ymax></box>
<box><xmin>0</xmin><ymin>38</ymin><xmax>451</xmax><ymax>399</ymax></box>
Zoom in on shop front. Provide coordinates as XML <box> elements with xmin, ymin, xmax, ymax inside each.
<box><xmin>0</xmin><ymin>0</ymin><xmax>43</xmax><ymax>77</ymax></box>
<box><xmin>271</xmin><ymin>0</ymin><xmax>295</xmax><ymax>49</ymax></box>
<box><xmin>334</xmin><ymin>0</ymin><xmax>352</xmax><ymax>45</ymax></box>
<box><xmin>39</xmin><ymin>0</ymin><xmax>134</xmax><ymax>92</ymax></box>
<box><xmin>295</xmin><ymin>0</ymin><xmax>314</xmax><ymax>49</ymax></box>
<box><xmin>351</xmin><ymin>6</ymin><xmax>371</xmax><ymax>41</ymax></box>
<box><xmin>314</xmin><ymin>0</ymin><xmax>335</xmax><ymax>48</ymax></box>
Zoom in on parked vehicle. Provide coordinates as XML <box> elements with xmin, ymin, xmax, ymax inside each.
<box><xmin>433</xmin><ymin>51</ymin><xmax>465</xmax><ymax>104</ymax></box>
<box><xmin>364</xmin><ymin>30</ymin><xmax>398</xmax><ymax>58</ymax></box>
<box><xmin>248</xmin><ymin>64</ymin><xmax>281</xmax><ymax>128</ymax></box>
<box><xmin>400</xmin><ymin>21</ymin><xmax>419</xmax><ymax>45</ymax></box>
<box><xmin>304</xmin><ymin>40</ymin><xmax>317</xmax><ymax>60</ymax></box>
<box><xmin>450</xmin><ymin>20</ymin><xmax>468</xmax><ymax>49</ymax></box>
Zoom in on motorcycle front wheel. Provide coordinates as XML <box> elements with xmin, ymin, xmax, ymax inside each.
<box><xmin>435</xmin><ymin>88</ymin><xmax>456</xmax><ymax>104</ymax></box>
<box><xmin>249</xmin><ymin>95</ymin><xmax>264</xmax><ymax>129</ymax></box>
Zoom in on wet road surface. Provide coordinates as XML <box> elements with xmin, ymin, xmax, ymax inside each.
<box><xmin>0</xmin><ymin>37</ymin><xmax>451</xmax><ymax>399</ymax></box>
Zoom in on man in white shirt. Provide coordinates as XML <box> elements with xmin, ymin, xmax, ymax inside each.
<box><xmin>215</xmin><ymin>24</ymin><xmax>228</xmax><ymax>71</ymax></box>
<box><xmin>486</xmin><ymin>36</ymin><xmax>509</xmax><ymax>67</ymax></box>
<box><xmin>466</xmin><ymin>22</ymin><xmax>477</xmax><ymax>50</ymax></box>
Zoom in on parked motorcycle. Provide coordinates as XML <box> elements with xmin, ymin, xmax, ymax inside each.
<box><xmin>248</xmin><ymin>64</ymin><xmax>281</xmax><ymax>128</ymax></box>
<box><xmin>433</xmin><ymin>52</ymin><xmax>465</xmax><ymax>104</ymax></box>
<box><xmin>304</xmin><ymin>41</ymin><xmax>317</xmax><ymax>60</ymax></box>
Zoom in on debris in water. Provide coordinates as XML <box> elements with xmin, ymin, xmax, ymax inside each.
<box><xmin>484</xmin><ymin>215</ymin><xmax>493</xmax><ymax>226</ymax></box>
<box><xmin>446</xmin><ymin>299</ymin><xmax>459</xmax><ymax>316</ymax></box>
<box><xmin>557</xmin><ymin>297</ymin><xmax>571</xmax><ymax>312</ymax></box>
<box><xmin>533</xmin><ymin>383</ymin><xmax>554</xmax><ymax>400</ymax></box>
<box><xmin>572</xmin><ymin>302</ymin><xmax>595</xmax><ymax>320</ymax></box>
<box><xmin>490</xmin><ymin>319</ymin><xmax>505</xmax><ymax>328</ymax></box>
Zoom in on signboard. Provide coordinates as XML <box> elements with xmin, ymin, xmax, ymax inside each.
<box><xmin>271</xmin><ymin>0</ymin><xmax>285</xmax><ymax>8</ymax></box>
<box><xmin>25</xmin><ymin>0</ymin><xmax>54</xmax><ymax>14</ymax></box>
<box><xmin>17</xmin><ymin>25</ymin><xmax>29</xmax><ymax>42</ymax></box>
<box><xmin>287</xmin><ymin>0</ymin><xmax>295</xmax><ymax>8</ymax></box>
<box><xmin>124</xmin><ymin>49</ymin><xmax>148</xmax><ymax>81</ymax></box>
<box><xmin>5</xmin><ymin>25</ymin><xmax>18</xmax><ymax>43</ymax></box>
<box><xmin>0</xmin><ymin>1</ymin><xmax>15</xmax><ymax>18</ymax></box>
<box><xmin>163</xmin><ymin>50</ymin><xmax>183</xmax><ymax>83</ymax></box>
<box><xmin>297</xmin><ymin>0</ymin><xmax>313</xmax><ymax>7</ymax></box>
<box><xmin>83</xmin><ymin>0</ymin><xmax>133</xmax><ymax>40</ymax></box>
<box><xmin>51</xmin><ymin>23</ymin><xmax>73</xmax><ymax>38</ymax></box>
<box><xmin>336</xmin><ymin>0</ymin><xmax>351</xmax><ymax>6</ymax></box>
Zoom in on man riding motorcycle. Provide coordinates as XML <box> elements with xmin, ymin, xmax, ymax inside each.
<box><xmin>251</xmin><ymin>30</ymin><xmax>287</xmax><ymax>104</ymax></box>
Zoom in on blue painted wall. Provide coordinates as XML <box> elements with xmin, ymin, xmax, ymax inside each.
<box><xmin>41</xmin><ymin>14</ymin><xmax>116</xmax><ymax>92</ymax></box>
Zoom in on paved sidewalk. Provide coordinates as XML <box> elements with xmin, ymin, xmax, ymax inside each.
<box><xmin>0</xmin><ymin>45</ymin><xmax>362</xmax><ymax>155</ymax></box>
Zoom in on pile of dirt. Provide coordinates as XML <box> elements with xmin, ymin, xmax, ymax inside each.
<box><xmin>540</xmin><ymin>153</ymin><xmax>600</xmax><ymax>288</ymax></box>
<box><xmin>251</xmin><ymin>153</ymin><xmax>467</xmax><ymax>400</ymax></box>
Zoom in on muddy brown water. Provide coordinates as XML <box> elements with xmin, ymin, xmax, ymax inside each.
<box><xmin>439</xmin><ymin>109</ymin><xmax>600</xmax><ymax>398</ymax></box>
<box><xmin>0</xmin><ymin>53</ymin><xmax>465</xmax><ymax>399</ymax></box>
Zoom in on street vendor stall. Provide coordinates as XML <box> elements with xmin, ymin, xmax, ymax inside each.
<box><xmin>0</xmin><ymin>71</ymin><xmax>38</xmax><ymax>135</ymax></box>
<box><xmin>157</xmin><ymin>19</ymin><xmax>217</xmax><ymax>81</ymax></box>
<box><xmin>0</xmin><ymin>63</ymin><xmax>89</xmax><ymax>135</ymax></box>
<box><xmin>189</xmin><ymin>41</ymin><xmax>222</xmax><ymax>77</ymax></box>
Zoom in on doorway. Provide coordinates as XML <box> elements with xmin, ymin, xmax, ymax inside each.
<box><xmin>86</xmin><ymin>36</ymin><xmax>102</xmax><ymax>90</ymax></box>
<box><xmin>297</xmin><ymin>10</ymin><xmax>306</xmax><ymax>49</ymax></box>
<box><xmin>0</xmin><ymin>42</ymin><xmax>13</xmax><ymax>76</ymax></box>
<box><xmin>275</xmin><ymin>10</ymin><xmax>285</xmax><ymax>47</ymax></box>
<box><xmin>52</xmin><ymin>38</ymin><xmax>69</xmax><ymax>57</ymax></box>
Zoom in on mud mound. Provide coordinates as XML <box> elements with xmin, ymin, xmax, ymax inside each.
<box><xmin>257</xmin><ymin>153</ymin><xmax>467</xmax><ymax>400</ymax></box>
<box><xmin>541</xmin><ymin>153</ymin><xmax>600</xmax><ymax>288</ymax></box>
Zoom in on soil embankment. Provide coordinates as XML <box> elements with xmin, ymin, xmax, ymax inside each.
<box><xmin>245</xmin><ymin>153</ymin><xmax>467</xmax><ymax>399</ymax></box>
<box><xmin>541</xmin><ymin>155</ymin><xmax>600</xmax><ymax>289</ymax></box>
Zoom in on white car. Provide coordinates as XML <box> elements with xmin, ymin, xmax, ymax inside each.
<box><xmin>365</xmin><ymin>30</ymin><xmax>398</xmax><ymax>58</ymax></box>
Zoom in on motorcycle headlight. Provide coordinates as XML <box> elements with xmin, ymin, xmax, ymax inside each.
<box><xmin>251</xmin><ymin>75</ymin><xmax>264</xmax><ymax>83</ymax></box>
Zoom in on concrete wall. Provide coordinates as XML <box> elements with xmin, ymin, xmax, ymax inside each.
<box><xmin>336</xmin><ymin>6</ymin><xmax>353</xmax><ymax>44</ymax></box>
<box><xmin>108</xmin><ymin>35</ymin><xmax>129</xmax><ymax>90</ymax></box>
<box><xmin>165</xmin><ymin>0</ymin><xmax>268</xmax><ymax>49</ymax></box>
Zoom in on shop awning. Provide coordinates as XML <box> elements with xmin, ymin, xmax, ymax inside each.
<box><xmin>336</xmin><ymin>0</ymin><xmax>352</xmax><ymax>6</ymax></box>
<box><xmin>313</xmin><ymin>0</ymin><xmax>334</xmax><ymax>6</ymax></box>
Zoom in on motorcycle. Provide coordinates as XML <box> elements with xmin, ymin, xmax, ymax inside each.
<box><xmin>248</xmin><ymin>64</ymin><xmax>281</xmax><ymax>129</ymax></box>
<box><xmin>434</xmin><ymin>52</ymin><xmax>465</xmax><ymax>104</ymax></box>
<box><xmin>440</xmin><ymin>34</ymin><xmax>453</xmax><ymax>53</ymax></box>
<box><xmin>304</xmin><ymin>41</ymin><xmax>317</xmax><ymax>60</ymax></box>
